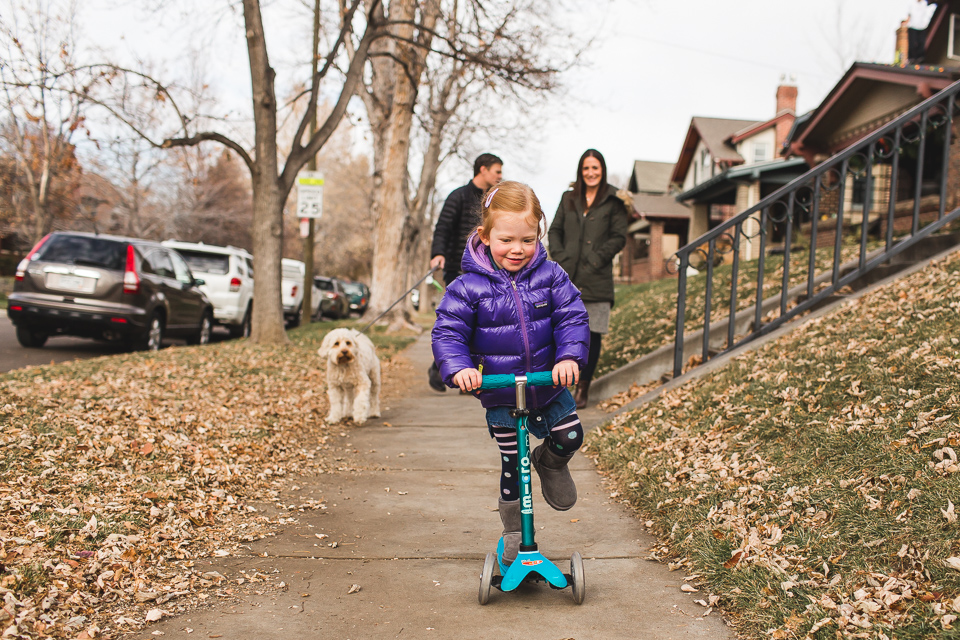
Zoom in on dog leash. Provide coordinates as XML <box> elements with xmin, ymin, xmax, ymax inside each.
<box><xmin>358</xmin><ymin>267</ymin><xmax>442</xmax><ymax>335</ymax></box>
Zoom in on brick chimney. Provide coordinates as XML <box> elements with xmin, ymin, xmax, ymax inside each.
<box><xmin>776</xmin><ymin>81</ymin><xmax>798</xmax><ymax>115</ymax></box>
<box><xmin>895</xmin><ymin>20</ymin><xmax>910</xmax><ymax>64</ymax></box>
<box><xmin>775</xmin><ymin>79</ymin><xmax>798</xmax><ymax>152</ymax></box>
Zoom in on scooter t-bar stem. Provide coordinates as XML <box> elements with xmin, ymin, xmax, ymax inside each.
<box><xmin>478</xmin><ymin>371</ymin><xmax>559</xmax><ymax>552</ymax></box>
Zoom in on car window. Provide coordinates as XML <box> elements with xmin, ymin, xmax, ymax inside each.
<box><xmin>139</xmin><ymin>248</ymin><xmax>155</xmax><ymax>274</ymax></box>
<box><xmin>178</xmin><ymin>250</ymin><xmax>230</xmax><ymax>275</ymax></box>
<box><xmin>315</xmin><ymin>278</ymin><xmax>334</xmax><ymax>291</ymax></box>
<box><xmin>146</xmin><ymin>250</ymin><xmax>176</xmax><ymax>279</ymax></box>
<box><xmin>282</xmin><ymin>266</ymin><xmax>302</xmax><ymax>280</ymax></box>
<box><xmin>245</xmin><ymin>258</ymin><xmax>254</xmax><ymax>278</ymax></box>
<box><xmin>169</xmin><ymin>251</ymin><xmax>194</xmax><ymax>285</ymax></box>
<box><xmin>34</xmin><ymin>235</ymin><xmax>126</xmax><ymax>270</ymax></box>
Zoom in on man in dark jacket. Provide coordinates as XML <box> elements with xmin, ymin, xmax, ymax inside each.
<box><xmin>427</xmin><ymin>153</ymin><xmax>503</xmax><ymax>391</ymax></box>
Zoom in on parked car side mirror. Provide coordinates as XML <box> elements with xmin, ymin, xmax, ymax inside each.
<box><xmin>193</xmin><ymin>278</ymin><xmax>206</xmax><ymax>287</ymax></box>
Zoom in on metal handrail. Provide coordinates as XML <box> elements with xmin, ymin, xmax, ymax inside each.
<box><xmin>670</xmin><ymin>76</ymin><xmax>960</xmax><ymax>378</ymax></box>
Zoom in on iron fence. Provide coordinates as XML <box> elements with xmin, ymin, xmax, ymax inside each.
<box><xmin>670</xmin><ymin>77</ymin><xmax>960</xmax><ymax>379</ymax></box>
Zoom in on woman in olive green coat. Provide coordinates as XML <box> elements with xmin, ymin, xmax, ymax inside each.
<box><xmin>548</xmin><ymin>149</ymin><xmax>629</xmax><ymax>408</ymax></box>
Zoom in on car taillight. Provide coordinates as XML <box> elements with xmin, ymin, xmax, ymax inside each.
<box><xmin>123</xmin><ymin>244</ymin><xmax>140</xmax><ymax>294</ymax></box>
<box><xmin>14</xmin><ymin>234</ymin><xmax>50</xmax><ymax>281</ymax></box>
<box><xmin>230</xmin><ymin>277</ymin><xmax>241</xmax><ymax>292</ymax></box>
<box><xmin>291</xmin><ymin>285</ymin><xmax>298</xmax><ymax>297</ymax></box>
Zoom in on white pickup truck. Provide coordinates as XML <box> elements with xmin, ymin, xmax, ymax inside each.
<box><xmin>281</xmin><ymin>258</ymin><xmax>321</xmax><ymax>327</ymax></box>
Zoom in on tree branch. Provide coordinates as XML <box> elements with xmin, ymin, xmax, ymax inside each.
<box><xmin>162</xmin><ymin>132</ymin><xmax>254</xmax><ymax>173</ymax></box>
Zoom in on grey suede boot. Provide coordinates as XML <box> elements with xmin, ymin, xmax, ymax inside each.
<box><xmin>531</xmin><ymin>444</ymin><xmax>577</xmax><ymax>511</ymax></box>
<box><xmin>498</xmin><ymin>498</ymin><xmax>521</xmax><ymax>565</ymax></box>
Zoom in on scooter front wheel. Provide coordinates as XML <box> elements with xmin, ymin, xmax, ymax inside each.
<box><xmin>570</xmin><ymin>551</ymin><xmax>585</xmax><ymax>604</ymax></box>
<box><xmin>479</xmin><ymin>552</ymin><xmax>496</xmax><ymax>605</ymax></box>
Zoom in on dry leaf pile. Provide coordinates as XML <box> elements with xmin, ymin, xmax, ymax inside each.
<box><xmin>587</xmin><ymin>250</ymin><xmax>960</xmax><ymax>638</ymax></box>
<box><xmin>0</xmin><ymin>330</ymin><xmax>412</xmax><ymax>639</ymax></box>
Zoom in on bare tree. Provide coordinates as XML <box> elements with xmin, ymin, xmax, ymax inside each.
<box><xmin>814</xmin><ymin>0</ymin><xmax>891</xmax><ymax>76</ymax></box>
<box><xmin>0</xmin><ymin>0</ymin><xmax>91</xmax><ymax>244</ymax></box>
<box><xmin>165</xmin><ymin>148</ymin><xmax>254</xmax><ymax>248</ymax></box>
<box><xmin>65</xmin><ymin>0</ymin><xmax>380</xmax><ymax>343</ymax></box>
<box><xmin>350</xmin><ymin>0</ymin><xmax>578</xmax><ymax>326</ymax></box>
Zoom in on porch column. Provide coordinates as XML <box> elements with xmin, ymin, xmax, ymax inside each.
<box><xmin>650</xmin><ymin>220</ymin><xmax>665</xmax><ymax>279</ymax></box>
<box><xmin>736</xmin><ymin>181</ymin><xmax>762</xmax><ymax>261</ymax></box>
<box><xmin>689</xmin><ymin>203</ymin><xmax>709</xmax><ymax>241</ymax></box>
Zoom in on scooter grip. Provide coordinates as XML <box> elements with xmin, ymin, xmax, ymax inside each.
<box><xmin>525</xmin><ymin>371</ymin><xmax>556</xmax><ymax>387</ymax></box>
<box><xmin>479</xmin><ymin>371</ymin><xmax>557</xmax><ymax>390</ymax></box>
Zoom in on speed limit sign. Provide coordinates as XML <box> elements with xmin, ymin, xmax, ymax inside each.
<box><xmin>296</xmin><ymin>171</ymin><xmax>324</xmax><ymax>218</ymax></box>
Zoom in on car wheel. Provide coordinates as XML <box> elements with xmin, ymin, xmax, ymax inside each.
<box><xmin>16</xmin><ymin>327</ymin><xmax>48</xmax><ymax>348</ymax></box>
<box><xmin>288</xmin><ymin>304</ymin><xmax>302</xmax><ymax>328</ymax></box>
<box><xmin>188</xmin><ymin>312</ymin><xmax>213</xmax><ymax>345</ymax></box>
<box><xmin>137</xmin><ymin>312</ymin><xmax>164</xmax><ymax>351</ymax></box>
<box><xmin>230</xmin><ymin>306</ymin><xmax>252</xmax><ymax>339</ymax></box>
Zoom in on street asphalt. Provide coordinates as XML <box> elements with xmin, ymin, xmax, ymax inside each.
<box><xmin>141</xmin><ymin>333</ymin><xmax>736</xmax><ymax>640</ymax></box>
<box><xmin>0</xmin><ymin>309</ymin><xmax>235</xmax><ymax>374</ymax></box>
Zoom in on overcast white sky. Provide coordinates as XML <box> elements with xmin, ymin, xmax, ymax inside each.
<box><xmin>82</xmin><ymin>0</ymin><xmax>914</xmax><ymax>219</ymax></box>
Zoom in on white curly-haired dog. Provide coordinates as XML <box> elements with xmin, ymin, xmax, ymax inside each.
<box><xmin>319</xmin><ymin>328</ymin><xmax>381</xmax><ymax>425</ymax></box>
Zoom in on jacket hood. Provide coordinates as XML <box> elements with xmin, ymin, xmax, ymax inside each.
<box><xmin>462</xmin><ymin>231</ymin><xmax>546</xmax><ymax>277</ymax></box>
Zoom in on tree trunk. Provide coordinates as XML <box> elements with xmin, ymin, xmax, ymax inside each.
<box><xmin>369</xmin><ymin>93</ymin><xmax>415</xmax><ymax>324</ymax></box>
<box><xmin>244</xmin><ymin>0</ymin><xmax>287</xmax><ymax>344</ymax></box>
<box><xmin>367</xmin><ymin>0</ymin><xmax>438</xmax><ymax>325</ymax></box>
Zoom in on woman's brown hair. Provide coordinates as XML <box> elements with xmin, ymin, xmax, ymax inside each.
<box><xmin>573</xmin><ymin>148</ymin><xmax>608</xmax><ymax>208</ymax></box>
<box><xmin>478</xmin><ymin>181</ymin><xmax>545</xmax><ymax>239</ymax></box>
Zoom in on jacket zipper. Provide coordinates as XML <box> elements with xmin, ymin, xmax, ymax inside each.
<box><xmin>509</xmin><ymin>273</ymin><xmax>538</xmax><ymax>406</ymax></box>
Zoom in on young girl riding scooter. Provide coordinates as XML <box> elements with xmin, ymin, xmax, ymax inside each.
<box><xmin>431</xmin><ymin>180</ymin><xmax>590</xmax><ymax>565</ymax></box>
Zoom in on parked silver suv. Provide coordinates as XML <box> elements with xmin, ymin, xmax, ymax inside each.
<box><xmin>162</xmin><ymin>240</ymin><xmax>254</xmax><ymax>338</ymax></box>
<box><xmin>9</xmin><ymin>232</ymin><xmax>213</xmax><ymax>350</ymax></box>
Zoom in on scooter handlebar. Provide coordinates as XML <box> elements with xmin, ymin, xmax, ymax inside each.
<box><xmin>479</xmin><ymin>371</ymin><xmax>557</xmax><ymax>390</ymax></box>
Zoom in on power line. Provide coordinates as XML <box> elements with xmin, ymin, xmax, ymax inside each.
<box><xmin>616</xmin><ymin>32</ymin><xmax>836</xmax><ymax>82</ymax></box>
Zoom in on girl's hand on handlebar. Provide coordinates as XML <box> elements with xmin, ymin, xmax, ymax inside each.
<box><xmin>552</xmin><ymin>360</ymin><xmax>579</xmax><ymax>387</ymax></box>
<box><xmin>453</xmin><ymin>367</ymin><xmax>482</xmax><ymax>393</ymax></box>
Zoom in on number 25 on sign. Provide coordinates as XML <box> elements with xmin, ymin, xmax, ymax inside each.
<box><xmin>297</xmin><ymin>172</ymin><xmax>324</xmax><ymax>219</ymax></box>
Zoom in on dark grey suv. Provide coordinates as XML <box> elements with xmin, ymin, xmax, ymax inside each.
<box><xmin>8</xmin><ymin>232</ymin><xmax>214</xmax><ymax>351</ymax></box>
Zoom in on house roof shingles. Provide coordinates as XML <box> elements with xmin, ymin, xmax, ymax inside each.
<box><xmin>692</xmin><ymin>117</ymin><xmax>758</xmax><ymax>162</ymax></box>
<box><xmin>671</xmin><ymin>116</ymin><xmax>761</xmax><ymax>184</ymax></box>
<box><xmin>630</xmin><ymin>160</ymin><xmax>675</xmax><ymax>194</ymax></box>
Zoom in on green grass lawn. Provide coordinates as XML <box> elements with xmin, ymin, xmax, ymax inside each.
<box><xmin>0</xmin><ymin>275</ymin><xmax>12</xmax><ymax>309</ymax></box>
<box><xmin>586</xmin><ymin>249</ymin><xmax>960</xmax><ymax>639</ymax></box>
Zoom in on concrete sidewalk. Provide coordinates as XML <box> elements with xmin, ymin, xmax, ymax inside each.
<box><xmin>146</xmin><ymin>335</ymin><xmax>735</xmax><ymax>640</ymax></box>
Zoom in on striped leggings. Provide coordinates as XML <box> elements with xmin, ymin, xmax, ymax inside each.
<box><xmin>490</xmin><ymin>411</ymin><xmax>582</xmax><ymax>500</ymax></box>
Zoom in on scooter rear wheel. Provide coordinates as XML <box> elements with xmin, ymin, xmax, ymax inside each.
<box><xmin>479</xmin><ymin>552</ymin><xmax>496</xmax><ymax>605</ymax></box>
<box><xmin>570</xmin><ymin>551</ymin><xmax>585</xmax><ymax>604</ymax></box>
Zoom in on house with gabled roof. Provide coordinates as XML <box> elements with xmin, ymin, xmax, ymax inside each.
<box><xmin>618</xmin><ymin>160</ymin><xmax>691</xmax><ymax>284</ymax></box>
<box><xmin>780</xmin><ymin>0</ymin><xmax>960</xmax><ymax>249</ymax></box>
<box><xmin>669</xmin><ymin>82</ymin><xmax>810</xmax><ymax>259</ymax></box>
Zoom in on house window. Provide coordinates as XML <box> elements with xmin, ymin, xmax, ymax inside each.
<box><xmin>753</xmin><ymin>142</ymin><xmax>770</xmax><ymax>163</ymax></box>
<box><xmin>632</xmin><ymin>234</ymin><xmax>650</xmax><ymax>261</ymax></box>
<box><xmin>851</xmin><ymin>176</ymin><xmax>867</xmax><ymax>209</ymax></box>
<box><xmin>698</xmin><ymin>148</ymin><xmax>710</xmax><ymax>184</ymax></box>
<box><xmin>949</xmin><ymin>14</ymin><xmax>960</xmax><ymax>60</ymax></box>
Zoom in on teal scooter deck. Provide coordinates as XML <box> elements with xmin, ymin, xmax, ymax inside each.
<box><xmin>476</xmin><ymin>372</ymin><xmax>585</xmax><ymax>605</ymax></box>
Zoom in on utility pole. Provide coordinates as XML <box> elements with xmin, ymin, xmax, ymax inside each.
<box><xmin>302</xmin><ymin>0</ymin><xmax>320</xmax><ymax>324</ymax></box>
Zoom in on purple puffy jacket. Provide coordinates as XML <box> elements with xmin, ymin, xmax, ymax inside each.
<box><xmin>431</xmin><ymin>232</ymin><xmax>590</xmax><ymax>409</ymax></box>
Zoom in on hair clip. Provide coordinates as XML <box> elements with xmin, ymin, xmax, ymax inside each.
<box><xmin>484</xmin><ymin>188</ymin><xmax>499</xmax><ymax>208</ymax></box>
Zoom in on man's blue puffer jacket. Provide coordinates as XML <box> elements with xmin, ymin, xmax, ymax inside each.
<box><xmin>431</xmin><ymin>232</ymin><xmax>589</xmax><ymax>409</ymax></box>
